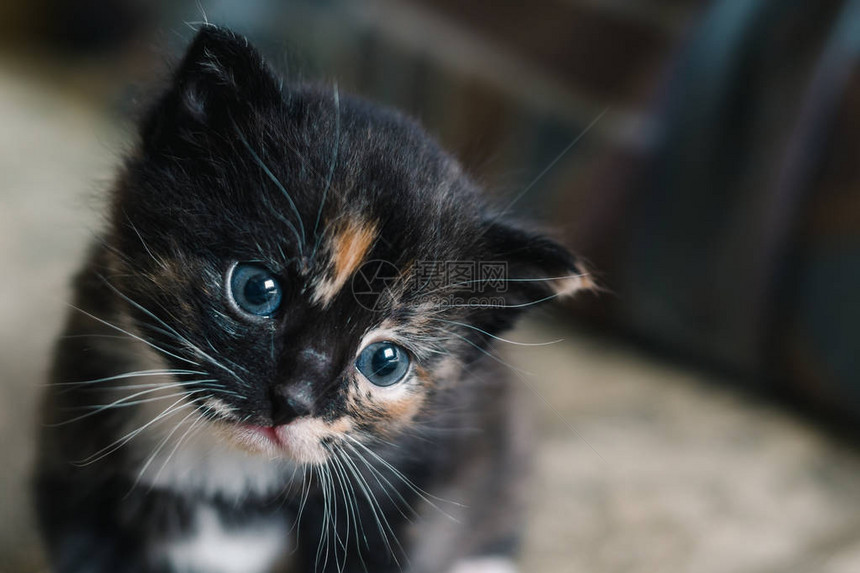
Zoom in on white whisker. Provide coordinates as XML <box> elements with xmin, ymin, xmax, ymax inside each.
<box><xmin>65</xmin><ymin>303</ymin><xmax>200</xmax><ymax>367</ymax></box>
<box><xmin>73</xmin><ymin>397</ymin><xmax>194</xmax><ymax>466</ymax></box>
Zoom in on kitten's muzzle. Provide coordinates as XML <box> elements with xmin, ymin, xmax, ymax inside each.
<box><xmin>269</xmin><ymin>344</ymin><xmax>339</xmax><ymax>425</ymax></box>
<box><xmin>270</xmin><ymin>381</ymin><xmax>314</xmax><ymax>425</ymax></box>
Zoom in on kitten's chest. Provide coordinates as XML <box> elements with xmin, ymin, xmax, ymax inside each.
<box><xmin>134</xmin><ymin>431</ymin><xmax>300</xmax><ymax>500</ymax></box>
<box><xmin>159</xmin><ymin>505</ymin><xmax>290</xmax><ymax>573</ymax></box>
<box><xmin>132</xmin><ymin>431</ymin><xmax>298</xmax><ymax>572</ymax></box>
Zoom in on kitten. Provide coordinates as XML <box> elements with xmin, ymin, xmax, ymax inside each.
<box><xmin>34</xmin><ymin>26</ymin><xmax>591</xmax><ymax>573</ymax></box>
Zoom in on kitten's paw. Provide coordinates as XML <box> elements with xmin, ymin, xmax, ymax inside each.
<box><xmin>448</xmin><ymin>557</ymin><xmax>518</xmax><ymax>573</ymax></box>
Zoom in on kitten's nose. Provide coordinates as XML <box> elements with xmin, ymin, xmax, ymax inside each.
<box><xmin>271</xmin><ymin>346</ymin><xmax>334</xmax><ymax>425</ymax></box>
<box><xmin>270</xmin><ymin>382</ymin><xmax>314</xmax><ymax>426</ymax></box>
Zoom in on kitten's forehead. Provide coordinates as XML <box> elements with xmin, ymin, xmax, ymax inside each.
<box><xmin>124</xmin><ymin>81</ymin><xmax>479</xmax><ymax>262</ymax></box>
<box><xmin>311</xmin><ymin>216</ymin><xmax>379</xmax><ymax>308</ymax></box>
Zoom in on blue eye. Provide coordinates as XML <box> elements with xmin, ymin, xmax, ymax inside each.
<box><xmin>356</xmin><ymin>342</ymin><xmax>410</xmax><ymax>387</ymax></box>
<box><xmin>229</xmin><ymin>263</ymin><xmax>282</xmax><ymax>317</ymax></box>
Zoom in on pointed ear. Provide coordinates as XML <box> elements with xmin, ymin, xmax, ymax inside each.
<box><xmin>480</xmin><ymin>218</ymin><xmax>594</xmax><ymax>307</ymax></box>
<box><xmin>141</xmin><ymin>25</ymin><xmax>281</xmax><ymax>152</ymax></box>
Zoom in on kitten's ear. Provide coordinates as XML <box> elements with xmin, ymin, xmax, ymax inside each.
<box><xmin>141</xmin><ymin>25</ymin><xmax>281</xmax><ymax>151</ymax></box>
<box><xmin>480</xmin><ymin>218</ymin><xmax>594</xmax><ymax>307</ymax></box>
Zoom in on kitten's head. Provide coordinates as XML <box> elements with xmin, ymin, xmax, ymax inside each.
<box><xmin>109</xmin><ymin>26</ymin><xmax>591</xmax><ymax>464</ymax></box>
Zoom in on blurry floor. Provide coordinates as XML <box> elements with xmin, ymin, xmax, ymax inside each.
<box><xmin>2</xmin><ymin>57</ymin><xmax>860</xmax><ymax>573</ymax></box>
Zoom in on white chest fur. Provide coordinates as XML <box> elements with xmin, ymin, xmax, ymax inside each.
<box><xmin>160</xmin><ymin>506</ymin><xmax>288</xmax><ymax>573</ymax></box>
<box><xmin>134</xmin><ymin>436</ymin><xmax>299</xmax><ymax>500</ymax></box>
<box><xmin>130</xmin><ymin>393</ymin><xmax>300</xmax><ymax>500</ymax></box>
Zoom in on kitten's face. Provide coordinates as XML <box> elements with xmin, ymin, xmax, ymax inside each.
<box><xmin>109</xmin><ymin>27</ymin><xmax>587</xmax><ymax>464</ymax></box>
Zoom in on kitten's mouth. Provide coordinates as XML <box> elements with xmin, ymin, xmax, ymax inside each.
<box><xmin>225</xmin><ymin>418</ymin><xmax>344</xmax><ymax>465</ymax></box>
<box><xmin>238</xmin><ymin>423</ymin><xmax>294</xmax><ymax>451</ymax></box>
<box><xmin>243</xmin><ymin>424</ymin><xmax>281</xmax><ymax>445</ymax></box>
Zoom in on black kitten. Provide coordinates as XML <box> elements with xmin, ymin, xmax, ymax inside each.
<box><xmin>34</xmin><ymin>26</ymin><xmax>591</xmax><ymax>573</ymax></box>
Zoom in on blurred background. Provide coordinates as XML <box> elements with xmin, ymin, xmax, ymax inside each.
<box><xmin>2</xmin><ymin>0</ymin><xmax>860</xmax><ymax>571</ymax></box>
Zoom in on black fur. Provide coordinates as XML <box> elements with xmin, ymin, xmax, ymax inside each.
<box><xmin>34</xmin><ymin>26</ymin><xmax>586</xmax><ymax>573</ymax></box>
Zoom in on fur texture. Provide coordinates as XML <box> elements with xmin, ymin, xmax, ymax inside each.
<box><xmin>34</xmin><ymin>26</ymin><xmax>590</xmax><ymax>573</ymax></box>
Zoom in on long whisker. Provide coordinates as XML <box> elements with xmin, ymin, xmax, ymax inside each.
<box><xmin>327</xmin><ymin>447</ymin><xmax>359</xmax><ymax>572</ymax></box>
<box><xmin>131</xmin><ymin>407</ymin><xmax>202</xmax><ymax>493</ymax></box>
<box><xmin>73</xmin><ymin>396</ymin><xmax>194</xmax><ymax>466</ymax></box>
<box><xmin>332</xmin><ymin>449</ymin><xmax>368</xmax><ymax>567</ymax></box>
<box><xmin>49</xmin><ymin>369</ymin><xmax>206</xmax><ymax>389</ymax></box>
<box><xmin>343</xmin><ymin>441</ymin><xmax>412</xmax><ymax>522</ymax></box>
<box><xmin>49</xmin><ymin>383</ymin><xmax>217</xmax><ymax>426</ymax></box>
<box><xmin>64</xmin><ymin>303</ymin><xmax>200</xmax><ymax>368</ymax></box>
<box><xmin>76</xmin><ymin>383</ymin><xmax>243</xmax><ymax>400</ymax></box>
<box><xmin>311</xmin><ymin>83</ymin><xmax>340</xmax><ymax>261</ymax></box>
<box><xmin>291</xmin><ymin>465</ymin><xmax>313</xmax><ymax>542</ymax></box>
<box><xmin>443</xmin><ymin>330</ymin><xmax>533</xmax><ymax>376</ymax></box>
<box><xmin>476</xmin><ymin>106</ymin><xmax>609</xmax><ymax>245</ymax></box>
<box><xmin>449</xmin><ymin>331</ymin><xmax>607</xmax><ymax>463</ymax></box>
<box><xmin>314</xmin><ymin>463</ymin><xmax>332</xmax><ymax>571</ymax></box>
<box><xmin>412</xmin><ymin>271</ymin><xmax>591</xmax><ymax>298</ymax></box>
<box><xmin>235</xmin><ymin>129</ymin><xmax>306</xmax><ymax>256</ymax></box>
<box><xmin>428</xmin><ymin>318</ymin><xmax>563</xmax><ymax>347</ymax></box>
<box><xmin>345</xmin><ymin>436</ymin><xmax>463</xmax><ymax>520</ymax></box>
<box><xmin>150</xmin><ymin>410</ymin><xmax>209</xmax><ymax>488</ymax></box>
<box><xmin>126</xmin><ymin>218</ymin><xmax>168</xmax><ymax>271</ymax></box>
<box><xmin>337</xmin><ymin>444</ymin><xmax>401</xmax><ymax>563</ymax></box>
<box><xmin>97</xmin><ymin>276</ymin><xmax>250</xmax><ymax>387</ymax></box>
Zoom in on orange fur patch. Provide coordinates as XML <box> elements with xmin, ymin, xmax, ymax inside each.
<box><xmin>352</xmin><ymin>365</ymin><xmax>427</xmax><ymax>433</ymax></box>
<box><xmin>550</xmin><ymin>263</ymin><xmax>596</xmax><ymax>297</ymax></box>
<box><xmin>381</xmin><ymin>379</ymin><xmax>425</xmax><ymax>423</ymax></box>
<box><xmin>312</xmin><ymin>218</ymin><xmax>378</xmax><ymax>306</ymax></box>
